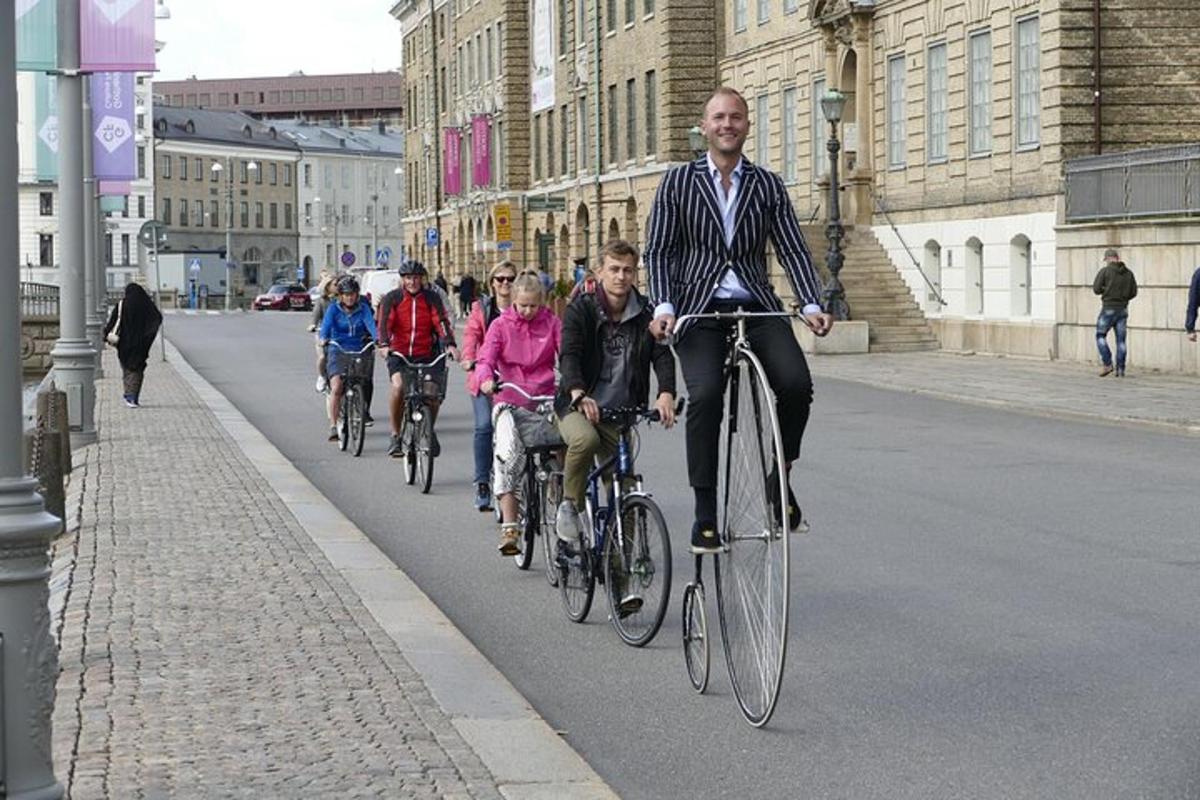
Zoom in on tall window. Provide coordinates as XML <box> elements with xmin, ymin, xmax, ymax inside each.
<box><xmin>607</xmin><ymin>0</ymin><xmax>616</xmax><ymax>32</ymax></box>
<box><xmin>1016</xmin><ymin>16</ymin><xmax>1041</xmax><ymax>148</ymax></box>
<box><xmin>559</xmin><ymin>0</ymin><xmax>569</xmax><ymax>52</ymax></box>
<box><xmin>625</xmin><ymin>0</ymin><xmax>634</xmax><ymax>25</ymax></box>
<box><xmin>193</xmin><ymin>157</ymin><xmax>202</xmax><ymax>180</ymax></box>
<box><xmin>39</xmin><ymin>192</ymin><xmax>52</xmax><ymax>215</ymax></box>
<box><xmin>104</xmin><ymin>234</ymin><xmax>113</xmax><ymax>266</ymax></box>
<box><xmin>644</xmin><ymin>70</ymin><xmax>657</xmax><ymax>156</ymax></box>
<box><xmin>607</xmin><ymin>84</ymin><xmax>618</xmax><ymax>165</ymax></box>
<box><xmin>179</xmin><ymin>156</ymin><xmax>187</xmax><ymax>180</ymax></box>
<box><xmin>783</xmin><ymin>0</ymin><xmax>797</xmax><ymax>13</ymax></box>
<box><xmin>269</xmin><ymin>203</ymin><xmax>278</xmax><ymax>229</ymax></box>
<box><xmin>644</xmin><ymin>0</ymin><xmax>653</xmax><ymax>16</ymax></box>
<box><xmin>485</xmin><ymin>26</ymin><xmax>493</xmax><ymax>81</ymax></box>
<box><xmin>534</xmin><ymin>114</ymin><xmax>543</xmax><ymax>180</ymax></box>
<box><xmin>269</xmin><ymin>162</ymin><xmax>278</xmax><ymax>185</ymax></box>
<box><xmin>756</xmin><ymin>0</ymin><xmax>768</xmax><ymax>25</ymax></box>
<box><xmin>926</xmin><ymin>42</ymin><xmax>948</xmax><ymax>162</ymax></box>
<box><xmin>284</xmin><ymin>164</ymin><xmax>292</xmax><ymax>186</ymax></box>
<box><xmin>734</xmin><ymin>0</ymin><xmax>747</xmax><ymax>31</ymax></box>
<box><xmin>576</xmin><ymin>0</ymin><xmax>586</xmax><ymax>45</ymax></box>
<box><xmin>968</xmin><ymin>30</ymin><xmax>993</xmax><ymax>155</ymax></box>
<box><xmin>887</xmin><ymin>54</ymin><xmax>906</xmax><ymax>168</ymax></box>
<box><xmin>39</xmin><ymin>234</ymin><xmax>53</xmax><ymax>266</ymax></box>
<box><xmin>120</xmin><ymin>234</ymin><xmax>130</xmax><ymax>265</ymax></box>
<box><xmin>179</xmin><ymin>199</ymin><xmax>188</xmax><ymax>226</ymax></box>
<box><xmin>161</xmin><ymin>197</ymin><xmax>171</xmax><ymax>224</ymax></box>
<box><xmin>625</xmin><ymin>78</ymin><xmax>637</xmax><ymax>162</ymax></box>
<box><xmin>210</xmin><ymin>200</ymin><xmax>218</xmax><ymax>227</ymax></box>
<box><xmin>561</xmin><ymin>104</ymin><xmax>570</xmax><ymax>174</ymax></box>
<box><xmin>577</xmin><ymin>96</ymin><xmax>589</xmax><ymax>173</ymax></box>
<box><xmin>193</xmin><ymin>201</ymin><xmax>203</xmax><ymax>227</ymax></box>
<box><xmin>137</xmin><ymin>145</ymin><xmax>145</xmax><ymax>179</ymax></box>
<box><xmin>137</xmin><ymin>195</ymin><xmax>145</xmax><ymax>218</ymax></box>
<box><xmin>547</xmin><ymin>109</ymin><xmax>556</xmax><ymax>177</ymax></box>
<box><xmin>161</xmin><ymin>154</ymin><xmax>171</xmax><ymax>178</ymax></box>
<box><xmin>811</xmin><ymin>77</ymin><xmax>826</xmax><ymax>179</ymax></box>
<box><xmin>755</xmin><ymin>94</ymin><xmax>769</xmax><ymax>166</ymax></box>
<box><xmin>782</xmin><ymin>88</ymin><xmax>797</xmax><ymax>182</ymax></box>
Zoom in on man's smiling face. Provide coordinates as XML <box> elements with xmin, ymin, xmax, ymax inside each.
<box><xmin>701</xmin><ymin>91</ymin><xmax>750</xmax><ymax>158</ymax></box>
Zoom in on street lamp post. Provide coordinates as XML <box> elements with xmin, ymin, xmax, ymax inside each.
<box><xmin>820</xmin><ymin>88</ymin><xmax>851</xmax><ymax>321</ymax></box>
<box><xmin>211</xmin><ymin>158</ymin><xmax>256</xmax><ymax>310</ymax></box>
<box><xmin>1</xmin><ymin>3</ymin><xmax>67</xmax><ymax>798</ymax></box>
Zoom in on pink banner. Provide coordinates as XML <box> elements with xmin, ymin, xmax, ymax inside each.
<box><xmin>444</xmin><ymin>127</ymin><xmax>462</xmax><ymax>196</ymax></box>
<box><xmin>98</xmin><ymin>180</ymin><xmax>131</xmax><ymax>196</ymax></box>
<box><xmin>80</xmin><ymin>0</ymin><xmax>156</xmax><ymax>72</ymax></box>
<box><xmin>472</xmin><ymin>115</ymin><xmax>491</xmax><ymax>187</ymax></box>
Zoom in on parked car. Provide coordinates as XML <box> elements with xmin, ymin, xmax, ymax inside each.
<box><xmin>254</xmin><ymin>284</ymin><xmax>312</xmax><ymax>311</ymax></box>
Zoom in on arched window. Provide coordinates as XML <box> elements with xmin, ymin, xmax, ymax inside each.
<box><xmin>923</xmin><ymin>240</ymin><xmax>942</xmax><ymax>313</ymax></box>
<box><xmin>1009</xmin><ymin>235</ymin><xmax>1032</xmax><ymax>317</ymax></box>
<box><xmin>965</xmin><ymin>237</ymin><xmax>983</xmax><ymax>315</ymax></box>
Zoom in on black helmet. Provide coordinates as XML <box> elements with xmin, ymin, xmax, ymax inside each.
<box><xmin>335</xmin><ymin>275</ymin><xmax>360</xmax><ymax>294</ymax></box>
<box><xmin>398</xmin><ymin>260</ymin><xmax>427</xmax><ymax>277</ymax></box>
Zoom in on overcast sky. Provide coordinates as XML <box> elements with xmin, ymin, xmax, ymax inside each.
<box><xmin>155</xmin><ymin>0</ymin><xmax>402</xmax><ymax>81</ymax></box>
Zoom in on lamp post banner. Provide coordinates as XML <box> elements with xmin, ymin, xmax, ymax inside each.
<box><xmin>98</xmin><ymin>179</ymin><xmax>130</xmax><ymax>195</ymax></box>
<box><xmin>80</xmin><ymin>0</ymin><xmax>155</xmax><ymax>71</ymax></box>
<box><xmin>471</xmin><ymin>114</ymin><xmax>490</xmax><ymax>187</ymax></box>
<box><xmin>34</xmin><ymin>70</ymin><xmax>58</xmax><ymax>181</ymax></box>
<box><xmin>444</xmin><ymin>127</ymin><xmax>462</xmax><ymax>196</ymax></box>
<box><xmin>16</xmin><ymin>0</ymin><xmax>57</xmax><ymax>70</ymax></box>
<box><xmin>90</xmin><ymin>71</ymin><xmax>135</xmax><ymax>180</ymax></box>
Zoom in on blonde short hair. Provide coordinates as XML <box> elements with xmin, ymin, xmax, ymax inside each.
<box><xmin>513</xmin><ymin>273</ymin><xmax>544</xmax><ymax>300</ymax></box>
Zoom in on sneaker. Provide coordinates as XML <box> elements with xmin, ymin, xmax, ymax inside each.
<box><xmin>363</xmin><ymin>411</ymin><xmax>374</xmax><ymax>427</ymax></box>
<box><xmin>690</xmin><ymin>522</ymin><xmax>721</xmax><ymax>554</ymax></box>
<box><xmin>1099</xmin><ymin>364</ymin><xmax>1114</xmax><ymax>377</ymax></box>
<box><xmin>430</xmin><ymin>431</ymin><xmax>441</xmax><ymax>457</ymax></box>
<box><xmin>497</xmin><ymin>526</ymin><xmax>521</xmax><ymax>556</ymax></box>
<box><xmin>328</xmin><ymin>425</ymin><xmax>339</xmax><ymax>442</ymax></box>
<box><xmin>388</xmin><ymin>435</ymin><xmax>403</xmax><ymax>457</ymax></box>
<box><xmin>555</xmin><ymin>538</ymin><xmax>577</xmax><ymax>568</ymax></box>
<box><xmin>123</xmin><ymin>395</ymin><xmax>138</xmax><ymax>408</ymax></box>
<box><xmin>616</xmin><ymin>594</ymin><xmax>644</xmax><ymax>619</ymax></box>
<box><xmin>1115</xmin><ymin>367</ymin><xmax>1126</xmax><ymax>378</ymax></box>
<box><xmin>474</xmin><ymin>482</ymin><xmax>493</xmax><ymax>512</ymax></box>
<box><xmin>315</xmin><ymin>375</ymin><xmax>329</xmax><ymax>393</ymax></box>
<box><xmin>555</xmin><ymin>500</ymin><xmax>581</xmax><ymax>542</ymax></box>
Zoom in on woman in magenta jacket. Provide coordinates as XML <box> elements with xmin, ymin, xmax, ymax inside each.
<box><xmin>476</xmin><ymin>274</ymin><xmax>563</xmax><ymax>556</ymax></box>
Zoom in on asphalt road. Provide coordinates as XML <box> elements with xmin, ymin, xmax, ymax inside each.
<box><xmin>168</xmin><ymin>311</ymin><xmax>1200</xmax><ymax>800</ymax></box>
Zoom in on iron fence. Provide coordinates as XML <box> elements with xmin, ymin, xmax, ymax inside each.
<box><xmin>1065</xmin><ymin>144</ymin><xmax>1200</xmax><ymax>222</ymax></box>
<box><xmin>19</xmin><ymin>281</ymin><xmax>59</xmax><ymax>319</ymax></box>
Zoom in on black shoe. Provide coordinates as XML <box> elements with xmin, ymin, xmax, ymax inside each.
<box><xmin>616</xmin><ymin>594</ymin><xmax>644</xmax><ymax>619</ymax></box>
<box><xmin>767</xmin><ymin>467</ymin><xmax>802</xmax><ymax>532</ymax></box>
<box><xmin>363</xmin><ymin>411</ymin><xmax>374</xmax><ymax>427</ymax></box>
<box><xmin>690</xmin><ymin>522</ymin><xmax>721</xmax><ymax>554</ymax></box>
<box><xmin>556</xmin><ymin>538</ymin><xmax>577</xmax><ymax>567</ymax></box>
<box><xmin>388</xmin><ymin>435</ymin><xmax>403</xmax><ymax>457</ymax></box>
<box><xmin>430</xmin><ymin>431</ymin><xmax>441</xmax><ymax>457</ymax></box>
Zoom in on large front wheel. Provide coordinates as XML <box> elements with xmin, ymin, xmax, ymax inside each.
<box><xmin>512</xmin><ymin>467</ymin><xmax>536</xmax><ymax>570</ymax></box>
<box><xmin>559</xmin><ymin>516</ymin><xmax>595</xmax><ymax>623</ymax></box>
<box><xmin>400</xmin><ymin>414</ymin><xmax>417</xmax><ymax>485</ymax></box>
<box><xmin>715</xmin><ymin>348</ymin><xmax>790</xmax><ymax>728</ymax></box>
<box><xmin>602</xmin><ymin>495</ymin><xmax>671</xmax><ymax>647</ymax></box>
<box><xmin>413</xmin><ymin>407</ymin><xmax>435</xmax><ymax>494</ymax></box>
<box><xmin>347</xmin><ymin>386</ymin><xmax>366</xmax><ymax>457</ymax></box>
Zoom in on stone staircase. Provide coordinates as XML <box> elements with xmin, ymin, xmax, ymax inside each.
<box><xmin>800</xmin><ymin>224</ymin><xmax>939</xmax><ymax>353</ymax></box>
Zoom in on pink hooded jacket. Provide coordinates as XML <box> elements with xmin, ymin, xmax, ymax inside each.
<box><xmin>461</xmin><ymin>298</ymin><xmax>496</xmax><ymax>397</ymax></box>
<box><xmin>475</xmin><ymin>305</ymin><xmax>561</xmax><ymax>409</ymax></box>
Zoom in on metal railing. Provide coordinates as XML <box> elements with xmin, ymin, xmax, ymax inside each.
<box><xmin>870</xmin><ymin>189</ymin><xmax>947</xmax><ymax>307</ymax></box>
<box><xmin>1065</xmin><ymin>144</ymin><xmax>1200</xmax><ymax>222</ymax></box>
<box><xmin>19</xmin><ymin>281</ymin><xmax>60</xmax><ymax>319</ymax></box>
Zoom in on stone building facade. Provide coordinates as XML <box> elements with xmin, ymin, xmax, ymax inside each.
<box><xmin>152</xmin><ymin>107</ymin><xmax>301</xmax><ymax>294</ymax></box>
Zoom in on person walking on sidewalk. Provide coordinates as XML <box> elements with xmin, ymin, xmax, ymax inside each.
<box><xmin>458</xmin><ymin>272</ymin><xmax>477</xmax><ymax>319</ymax></box>
<box><xmin>1093</xmin><ymin>248</ymin><xmax>1138</xmax><ymax>377</ymax></box>
<box><xmin>1185</xmin><ymin>265</ymin><xmax>1200</xmax><ymax>343</ymax></box>
<box><xmin>104</xmin><ymin>282</ymin><xmax>163</xmax><ymax>408</ymax></box>
<box><xmin>644</xmin><ymin>86</ymin><xmax>831</xmax><ymax>553</ymax></box>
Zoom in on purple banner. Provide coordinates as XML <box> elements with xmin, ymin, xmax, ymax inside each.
<box><xmin>90</xmin><ymin>72</ymin><xmax>136</xmax><ymax>180</ymax></box>
<box><xmin>444</xmin><ymin>128</ymin><xmax>462</xmax><ymax>196</ymax></box>
<box><xmin>472</xmin><ymin>115</ymin><xmax>491</xmax><ymax>187</ymax></box>
<box><xmin>80</xmin><ymin>0</ymin><xmax>156</xmax><ymax>71</ymax></box>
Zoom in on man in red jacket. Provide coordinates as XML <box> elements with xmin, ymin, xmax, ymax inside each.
<box><xmin>376</xmin><ymin>260</ymin><xmax>459</xmax><ymax>457</ymax></box>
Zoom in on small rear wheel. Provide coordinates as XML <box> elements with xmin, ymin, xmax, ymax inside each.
<box><xmin>347</xmin><ymin>386</ymin><xmax>366</xmax><ymax>457</ymax></box>
<box><xmin>602</xmin><ymin>495</ymin><xmax>672</xmax><ymax>647</ymax></box>
<box><xmin>682</xmin><ymin>582</ymin><xmax>710</xmax><ymax>693</ymax></box>
<box><xmin>541</xmin><ymin>464</ymin><xmax>562</xmax><ymax>587</ymax></box>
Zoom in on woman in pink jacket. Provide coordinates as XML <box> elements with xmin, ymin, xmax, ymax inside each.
<box><xmin>477</xmin><ymin>274</ymin><xmax>563</xmax><ymax>556</ymax></box>
<box><xmin>460</xmin><ymin>261</ymin><xmax>517</xmax><ymax>512</ymax></box>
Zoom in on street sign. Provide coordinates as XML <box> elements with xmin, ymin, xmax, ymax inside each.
<box><xmin>497</xmin><ymin>241</ymin><xmax>513</xmax><ymax>251</ymax></box>
<box><xmin>526</xmin><ymin>194</ymin><xmax>565</xmax><ymax>213</ymax></box>
<box><xmin>340</xmin><ymin>251</ymin><xmax>356</xmax><ymax>267</ymax></box>
<box><xmin>137</xmin><ymin>219</ymin><xmax>167</xmax><ymax>249</ymax></box>
<box><xmin>376</xmin><ymin>246</ymin><xmax>392</xmax><ymax>266</ymax></box>
<box><xmin>188</xmin><ymin>257</ymin><xmax>202</xmax><ymax>276</ymax></box>
<box><xmin>296</xmin><ymin>264</ymin><xmax>305</xmax><ymax>281</ymax></box>
<box><xmin>495</xmin><ymin>202</ymin><xmax>513</xmax><ymax>242</ymax></box>
<box><xmin>425</xmin><ymin>227</ymin><xmax>439</xmax><ymax>248</ymax></box>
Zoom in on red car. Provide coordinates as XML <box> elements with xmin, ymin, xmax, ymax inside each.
<box><xmin>254</xmin><ymin>284</ymin><xmax>312</xmax><ymax>311</ymax></box>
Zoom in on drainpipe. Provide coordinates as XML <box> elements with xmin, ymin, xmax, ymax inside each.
<box><xmin>593</xmin><ymin>0</ymin><xmax>603</xmax><ymax>255</ymax></box>
<box><xmin>1093</xmin><ymin>0</ymin><xmax>1102</xmax><ymax>155</ymax></box>
<box><xmin>430</xmin><ymin>0</ymin><xmax>444</xmax><ymax>273</ymax></box>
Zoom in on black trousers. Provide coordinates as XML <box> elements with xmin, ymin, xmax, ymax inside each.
<box><xmin>676</xmin><ymin>308</ymin><xmax>813</xmax><ymax>491</ymax></box>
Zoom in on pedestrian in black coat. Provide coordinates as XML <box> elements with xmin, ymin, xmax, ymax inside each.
<box><xmin>103</xmin><ymin>283</ymin><xmax>162</xmax><ymax>408</ymax></box>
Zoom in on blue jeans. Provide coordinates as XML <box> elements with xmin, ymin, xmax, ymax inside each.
<box><xmin>472</xmin><ymin>393</ymin><xmax>494</xmax><ymax>484</ymax></box>
<box><xmin>1095</xmin><ymin>307</ymin><xmax>1128</xmax><ymax>369</ymax></box>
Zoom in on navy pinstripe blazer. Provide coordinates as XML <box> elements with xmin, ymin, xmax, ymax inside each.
<box><xmin>643</xmin><ymin>157</ymin><xmax>822</xmax><ymax>332</ymax></box>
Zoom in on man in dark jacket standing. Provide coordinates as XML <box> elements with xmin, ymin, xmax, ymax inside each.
<box><xmin>554</xmin><ymin>240</ymin><xmax>677</xmax><ymax>612</ymax></box>
<box><xmin>1093</xmin><ymin>248</ymin><xmax>1138</xmax><ymax>377</ymax></box>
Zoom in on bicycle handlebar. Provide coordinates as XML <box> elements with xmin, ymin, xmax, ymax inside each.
<box><xmin>493</xmin><ymin>381</ymin><xmax>555</xmax><ymax>403</ymax></box>
<box><xmin>324</xmin><ymin>341</ymin><xmax>376</xmax><ymax>355</ymax></box>
<box><xmin>388</xmin><ymin>351</ymin><xmax>450</xmax><ymax>368</ymax></box>
<box><xmin>599</xmin><ymin>397</ymin><xmax>686</xmax><ymax>425</ymax></box>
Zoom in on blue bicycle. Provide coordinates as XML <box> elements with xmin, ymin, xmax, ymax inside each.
<box><xmin>557</xmin><ymin>403</ymin><xmax>680</xmax><ymax>647</ymax></box>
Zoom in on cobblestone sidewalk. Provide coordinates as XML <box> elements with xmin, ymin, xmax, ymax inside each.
<box><xmin>50</xmin><ymin>353</ymin><xmax>505</xmax><ymax>799</ymax></box>
<box><xmin>809</xmin><ymin>351</ymin><xmax>1200</xmax><ymax>434</ymax></box>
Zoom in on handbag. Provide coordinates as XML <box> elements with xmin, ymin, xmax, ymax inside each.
<box><xmin>105</xmin><ymin>300</ymin><xmax>122</xmax><ymax>346</ymax></box>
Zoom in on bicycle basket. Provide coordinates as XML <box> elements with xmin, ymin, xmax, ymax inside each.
<box><xmin>346</xmin><ymin>354</ymin><xmax>373</xmax><ymax>380</ymax></box>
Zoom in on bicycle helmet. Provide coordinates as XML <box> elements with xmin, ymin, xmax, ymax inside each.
<box><xmin>398</xmin><ymin>260</ymin><xmax>427</xmax><ymax>277</ymax></box>
<box><xmin>335</xmin><ymin>275</ymin><xmax>360</xmax><ymax>294</ymax></box>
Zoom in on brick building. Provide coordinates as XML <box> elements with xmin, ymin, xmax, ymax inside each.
<box><xmin>156</xmin><ymin>72</ymin><xmax>405</xmax><ymax>128</ymax></box>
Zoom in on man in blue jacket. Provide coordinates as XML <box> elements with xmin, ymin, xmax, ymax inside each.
<box><xmin>1186</xmin><ymin>266</ymin><xmax>1200</xmax><ymax>343</ymax></box>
